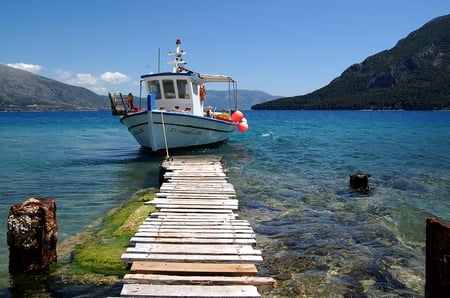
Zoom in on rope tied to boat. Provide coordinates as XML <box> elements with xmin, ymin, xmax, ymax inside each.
<box><xmin>160</xmin><ymin>110</ymin><xmax>170</xmax><ymax>160</ymax></box>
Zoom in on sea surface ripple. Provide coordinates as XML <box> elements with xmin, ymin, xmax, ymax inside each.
<box><xmin>1</xmin><ymin>110</ymin><xmax>449</xmax><ymax>297</ymax></box>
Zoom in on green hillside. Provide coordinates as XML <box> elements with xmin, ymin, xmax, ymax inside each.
<box><xmin>0</xmin><ymin>64</ymin><xmax>274</xmax><ymax>112</ymax></box>
<box><xmin>252</xmin><ymin>14</ymin><xmax>450</xmax><ymax>110</ymax></box>
<box><xmin>0</xmin><ymin>64</ymin><xmax>108</xmax><ymax>111</ymax></box>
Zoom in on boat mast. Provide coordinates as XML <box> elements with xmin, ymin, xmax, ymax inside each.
<box><xmin>158</xmin><ymin>48</ymin><xmax>160</xmax><ymax>72</ymax></box>
<box><xmin>168</xmin><ymin>39</ymin><xmax>186</xmax><ymax>73</ymax></box>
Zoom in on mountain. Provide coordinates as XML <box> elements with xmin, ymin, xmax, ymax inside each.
<box><xmin>204</xmin><ymin>89</ymin><xmax>279</xmax><ymax>110</ymax></box>
<box><xmin>0</xmin><ymin>64</ymin><xmax>109</xmax><ymax>111</ymax></box>
<box><xmin>0</xmin><ymin>64</ymin><xmax>274</xmax><ymax>111</ymax></box>
<box><xmin>252</xmin><ymin>14</ymin><xmax>450</xmax><ymax>110</ymax></box>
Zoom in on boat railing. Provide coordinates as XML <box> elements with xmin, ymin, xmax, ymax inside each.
<box><xmin>109</xmin><ymin>92</ymin><xmax>130</xmax><ymax>115</ymax></box>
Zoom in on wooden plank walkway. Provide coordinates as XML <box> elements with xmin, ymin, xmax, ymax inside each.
<box><xmin>120</xmin><ymin>155</ymin><xmax>275</xmax><ymax>297</ymax></box>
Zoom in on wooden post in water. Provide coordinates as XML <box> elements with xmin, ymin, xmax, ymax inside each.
<box><xmin>425</xmin><ymin>216</ymin><xmax>450</xmax><ymax>297</ymax></box>
<box><xmin>7</xmin><ymin>198</ymin><xmax>58</xmax><ymax>274</ymax></box>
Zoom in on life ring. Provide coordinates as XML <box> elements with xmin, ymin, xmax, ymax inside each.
<box><xmin>199</xmin><ymin>84</ymin><xmax>206</xmax><ymax>101</ymax></box>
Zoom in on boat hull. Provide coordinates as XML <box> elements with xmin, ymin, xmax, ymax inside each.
<box><xmin>120</xmin><ymin>111</ymin><xmax>236</xmax><ymax>151</ymax></box>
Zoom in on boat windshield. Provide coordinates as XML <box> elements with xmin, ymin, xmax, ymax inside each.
<box><xmin>162</xmin><ymin>80</ymin><xmax>176</xmax><ymax>98</ymax></box>
<box><xmin>177</xmin><ymin>79</ymin><xmax>189</xmax><ymax>99</ymax></box>
<box><xmin>148</xmin><ymin>80</ymin><xmax>162</xmax><ymax>99</ymax></box>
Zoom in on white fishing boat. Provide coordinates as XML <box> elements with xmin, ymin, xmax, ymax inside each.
<box><xmin>109</xmin><ymin>39</ymin><xmax>247</xmax><ymax>154</ymax></box>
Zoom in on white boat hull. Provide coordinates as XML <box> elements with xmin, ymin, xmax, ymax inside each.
<box><xmin>120</xmin><ymin>111</ymin><xmax>236</xmax><ymax>151</ymax></box>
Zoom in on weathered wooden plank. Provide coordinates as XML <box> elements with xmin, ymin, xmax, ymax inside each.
<box><xmin>164</xmin><ymin>160</ymin><xmax>223</xmax><ymax>165</ymax></box>
<box><xmin>162</xmin><ymin>173</ymin><xmax>228</xmax><ymax>177</ymax></box>
<box><xmin>161</xmin><ymin>181</ymin><xmax>231</xmax><ymax>186</ymax></box>
<box><xmin>142</xmin><ymin>218</ymin><xmax>242</xmax><ymax>224</ymax></box>
<box><xmin>137</xmin><ymin>226</ymin><xmax>252</xmax><ymax>231</ymax></box>
<box><xmin>164</xmin><ymin>172</ymin><xmax>227</xmax><ymax>177</ymax></box>
<box><xmin>164</xmin><ymin>165</ymin><xmax>224</xmax><ymax>169</ymax></box>
<box><xmin>137</xmin><ymin>227</ymin><xmax>254</xmax><ymax>234</ymax></box>
<box><xmin>164</xmin><ymin>178</ymin><xmax>230</xmax><ymax>182</ymax></box>
<box><xmin>155</xmin><ymin>194</ymin><xmax>236</xmax><ymax>199</ymax></box>
<box><xmin>138</xmin><ymin>225</ymin><xmax>254</xmax><ymax>234</ymax></box>
<box><xmin>160</xmin><ymin>181</ymin><xmax>232</xmax><ymax>185</ymax></box>
<box><xmin>134</xmin><ymin>231</ymin><xmax>255</xmax><ymax>239</ymax></box>
<box><xmin>165</xmin><ymin>169</ymin><xmax>225</xmax><ymax>172</ymax></box>
<box><xmin>150</xmin><ymin>199</ymin><xmax>238</xmax><ymax>205</ymax></box>
<box><xmin>160</xmin><ymin>185</ymin><xmax>234</xmax><ymax>190</ymax></box>
<box><xmin>121</xmin><ymin>252</ymin><xmax>263</xmax><ymax>263</ymax></box>
<box><xmin>160</xmin><ymin>208</ymin><xmax>233</xmax><ymax>214</ymax></box>
<box><xmin>140</xmin><ymin>223</ymin><xmax>250</xmax><ymax>228</ymax></box>
<box><xmin>149</xmin><ymin>203</ymin><xmax>238</xmax><ymax>210</ymax></box>
<box><xmin>138</xmin><ymin>225</ymin><xmax>252</xmax><ymax>231</ymax></box>
<box><xmin>121</xmin><ymin>284</ymin><xmax>260</xmax><ymax>297</ymax></box>
<box><xmin>157</xmin><ymin>193</ymin><xmax>235</xmax><ymax>198</ymax></box>
<box><xmin>165</xmin><ymin>160</ymin><xmax>223</xmax><ymax>163</ymax></box>
<box><xmin>124</xmin><ymin>273</ymin><xmax>276</xmax><ymax>286</ymax></box>
<box><xmin>143</xmin><ymin>218</ymin><xmax>250</xmax><ymax>225</ymax></box>
<box><xmin>158</xmin><ymin>183</ymin><xmax>231</xmax><ymax>187</ymax></box>
<box><xmin>158</xmin><ymin>190</ymin><xmax>235</xmax><ymax>195</ymax></box>
<box><xmin>160</xmin><ymin>184</ymin><xmax>234</xmax><ymax>189</ymax></box>
<box><xmin>128</xmin><ymin>243</ymin><xmax>261</xmax><ymax>255</ymax></box>
<box><xmin>159</xmin><ymin>208</ymin><xmax>234</xmax><ymax>214</ymax></box>
<box><xmin>126</xmin><ymin>246</ymin><xmax>260</xmax><ymax>256</ymax></box>
<box><xmin>128</xmin><ymin>261</ymin><xmax>258</xmax><ymax>275</ymax></box>
<box><xmin>130</xmin><ymin>236</ymin><xmax>257</xmax><ymax>245</ymax></box>
<box><xmin>164</xmin><ymin>161</ymin><xmax>223</xmax><ymax>165</ymax></box>
<box><xmin>164</xmin><ymin>159</ymin><xmax>223</xmax><ymax>164</ymax></box>
<box><xmin>150</xmin><ymin>212</ymin><xmax>237</xmax><ymax>219</ymax></box>
<box><xmin>157</xmin><ymin>192</ymin><xmax>236</xmax><ymax>197</ymax></box>
<box><xmin>153</xmin><ymin>204</ymin><xmax>238</xmax><ymax>210</ymax></box>
<box><xmin>156</xmin><ymin>194</ymin><xmax>236</xmax><ymax>199</ymax></box>
<box><xmin>141</xmin><ymin>221</ymin><xmax>248</xmax><ymax>226</ymax></box>
<box><xmin>163</xmin><ymin>154</ymin><xmax>223</xmax><ymax>161</ymax></box>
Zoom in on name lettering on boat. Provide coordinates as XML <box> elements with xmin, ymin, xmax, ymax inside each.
<box><xmin>170</xmin><ymin>127</ymin><xmax>202</xmax><ymax>136</ymax></box>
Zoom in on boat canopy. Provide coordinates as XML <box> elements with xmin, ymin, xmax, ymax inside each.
<box><xmin>199</xmin><ymin>74</ymin><xmax>236</xmax><ymax>83</ymax></box>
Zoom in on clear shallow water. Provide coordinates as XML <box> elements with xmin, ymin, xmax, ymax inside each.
<box><xmin>0</xmin><ymin>110</ymin><xmax>449</xmax><ymax>297</ymax></box>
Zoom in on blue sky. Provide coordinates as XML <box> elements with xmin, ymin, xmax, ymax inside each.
<box><xmin>1</xmin><ymin>0</ymin><xmax>449</xmax><ymax>97</ymax></box>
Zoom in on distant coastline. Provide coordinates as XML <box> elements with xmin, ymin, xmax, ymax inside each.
<box><xmin>252</xmin><ymin>14</ymin><xmax>450</xmax><ymax>110</ymax></box>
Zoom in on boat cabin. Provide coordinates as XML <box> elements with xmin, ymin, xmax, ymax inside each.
<box><xmin>141</xmin><ymin>72</ymin><xmax>205</xmax><ymax>116</ymax></box>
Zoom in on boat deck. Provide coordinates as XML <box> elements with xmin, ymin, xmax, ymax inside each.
<box><xmin>119</xmin><ymin>155</ymin><xmax>275</xmax><ymax>297</ymax></box>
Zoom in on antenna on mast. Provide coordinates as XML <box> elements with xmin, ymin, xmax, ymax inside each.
<box><xmin>167</xmin><ymin>39</ymin><xmax>186</xmax><ymax>72</ymax></box>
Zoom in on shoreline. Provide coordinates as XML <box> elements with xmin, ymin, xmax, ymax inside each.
<box><xmin>7</xmin><ymin>188</ymin><xmax>157</xmax><ymax>297</ymax></box>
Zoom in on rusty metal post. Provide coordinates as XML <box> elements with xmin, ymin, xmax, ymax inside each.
<box><xmin>425</xmin><ymin>216</ymin><xmax>450</xmax><ymax>297</ymax></box>
<box><xmin>7</xmin><ymin>198</ymin><xmax>58</xmax><ymax>274</ymax></box>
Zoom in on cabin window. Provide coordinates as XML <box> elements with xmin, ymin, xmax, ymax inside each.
<box><xmin>162</xmin><ymin>80</ymin><xmax>176</xmax><ymax>98</ymax></box>
<box><xmin>192</xmin><ymin>82</ymin><xmax>199</xmax><ymax>96</ymax></box>
<box><xmin>148</xmin><ymin>80</ymin><xmax>162</xmax><ymax>99</ymax></box>
<box><xmin>177</xmin><ymin>80</ymin><xmax>189</xmax><ymax>99</ymax></box>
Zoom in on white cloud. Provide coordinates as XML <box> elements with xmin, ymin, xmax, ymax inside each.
<box><xmin>100</xmin><ymin>71</ymin><xmax>130</xmax><ymax>84</ymax></box>
<box><xmin>91</xmin><ymin>85</ymin><xmax>108</xmax><ymax>94</ymax></box>
<box><xmin>54</xmin><ymin>69</ymin><xmax>72</xmax><ymax>80</ymax></box>
<box><xmin>51</xmin><ymin>68</ymin><xmax>132</xmax><ymax>95</ymax></box>
<box><xmin>7</xmin><ymin>63</ymin><xmax>42</xmax><ymax>74</ymax></box>
<box><xmin>72</xmin><ymin>73</ymin><xmax>98</xmax><ymax>86</ymax></box>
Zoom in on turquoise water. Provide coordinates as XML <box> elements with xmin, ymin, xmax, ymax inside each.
<box><xmin>0</xmin><ymin>110</ymin><xmax>449</xmax><ymax>297</ymax></box>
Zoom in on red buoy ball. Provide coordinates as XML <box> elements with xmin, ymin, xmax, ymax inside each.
<box><xmin>237</xmin><ymin>122</ymin><xmax>248</xmax><ymax>132</ymax></box>
<box><xmin>231</xmin><ymin>111</ymin><xmax>244</xmax><ymax>122</ymax></box>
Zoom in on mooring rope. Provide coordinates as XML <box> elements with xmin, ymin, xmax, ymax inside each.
<box><xmin>160</xmin><ymin>111</ymin><xmax>170</xmax><ymax>160</ymax></box>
